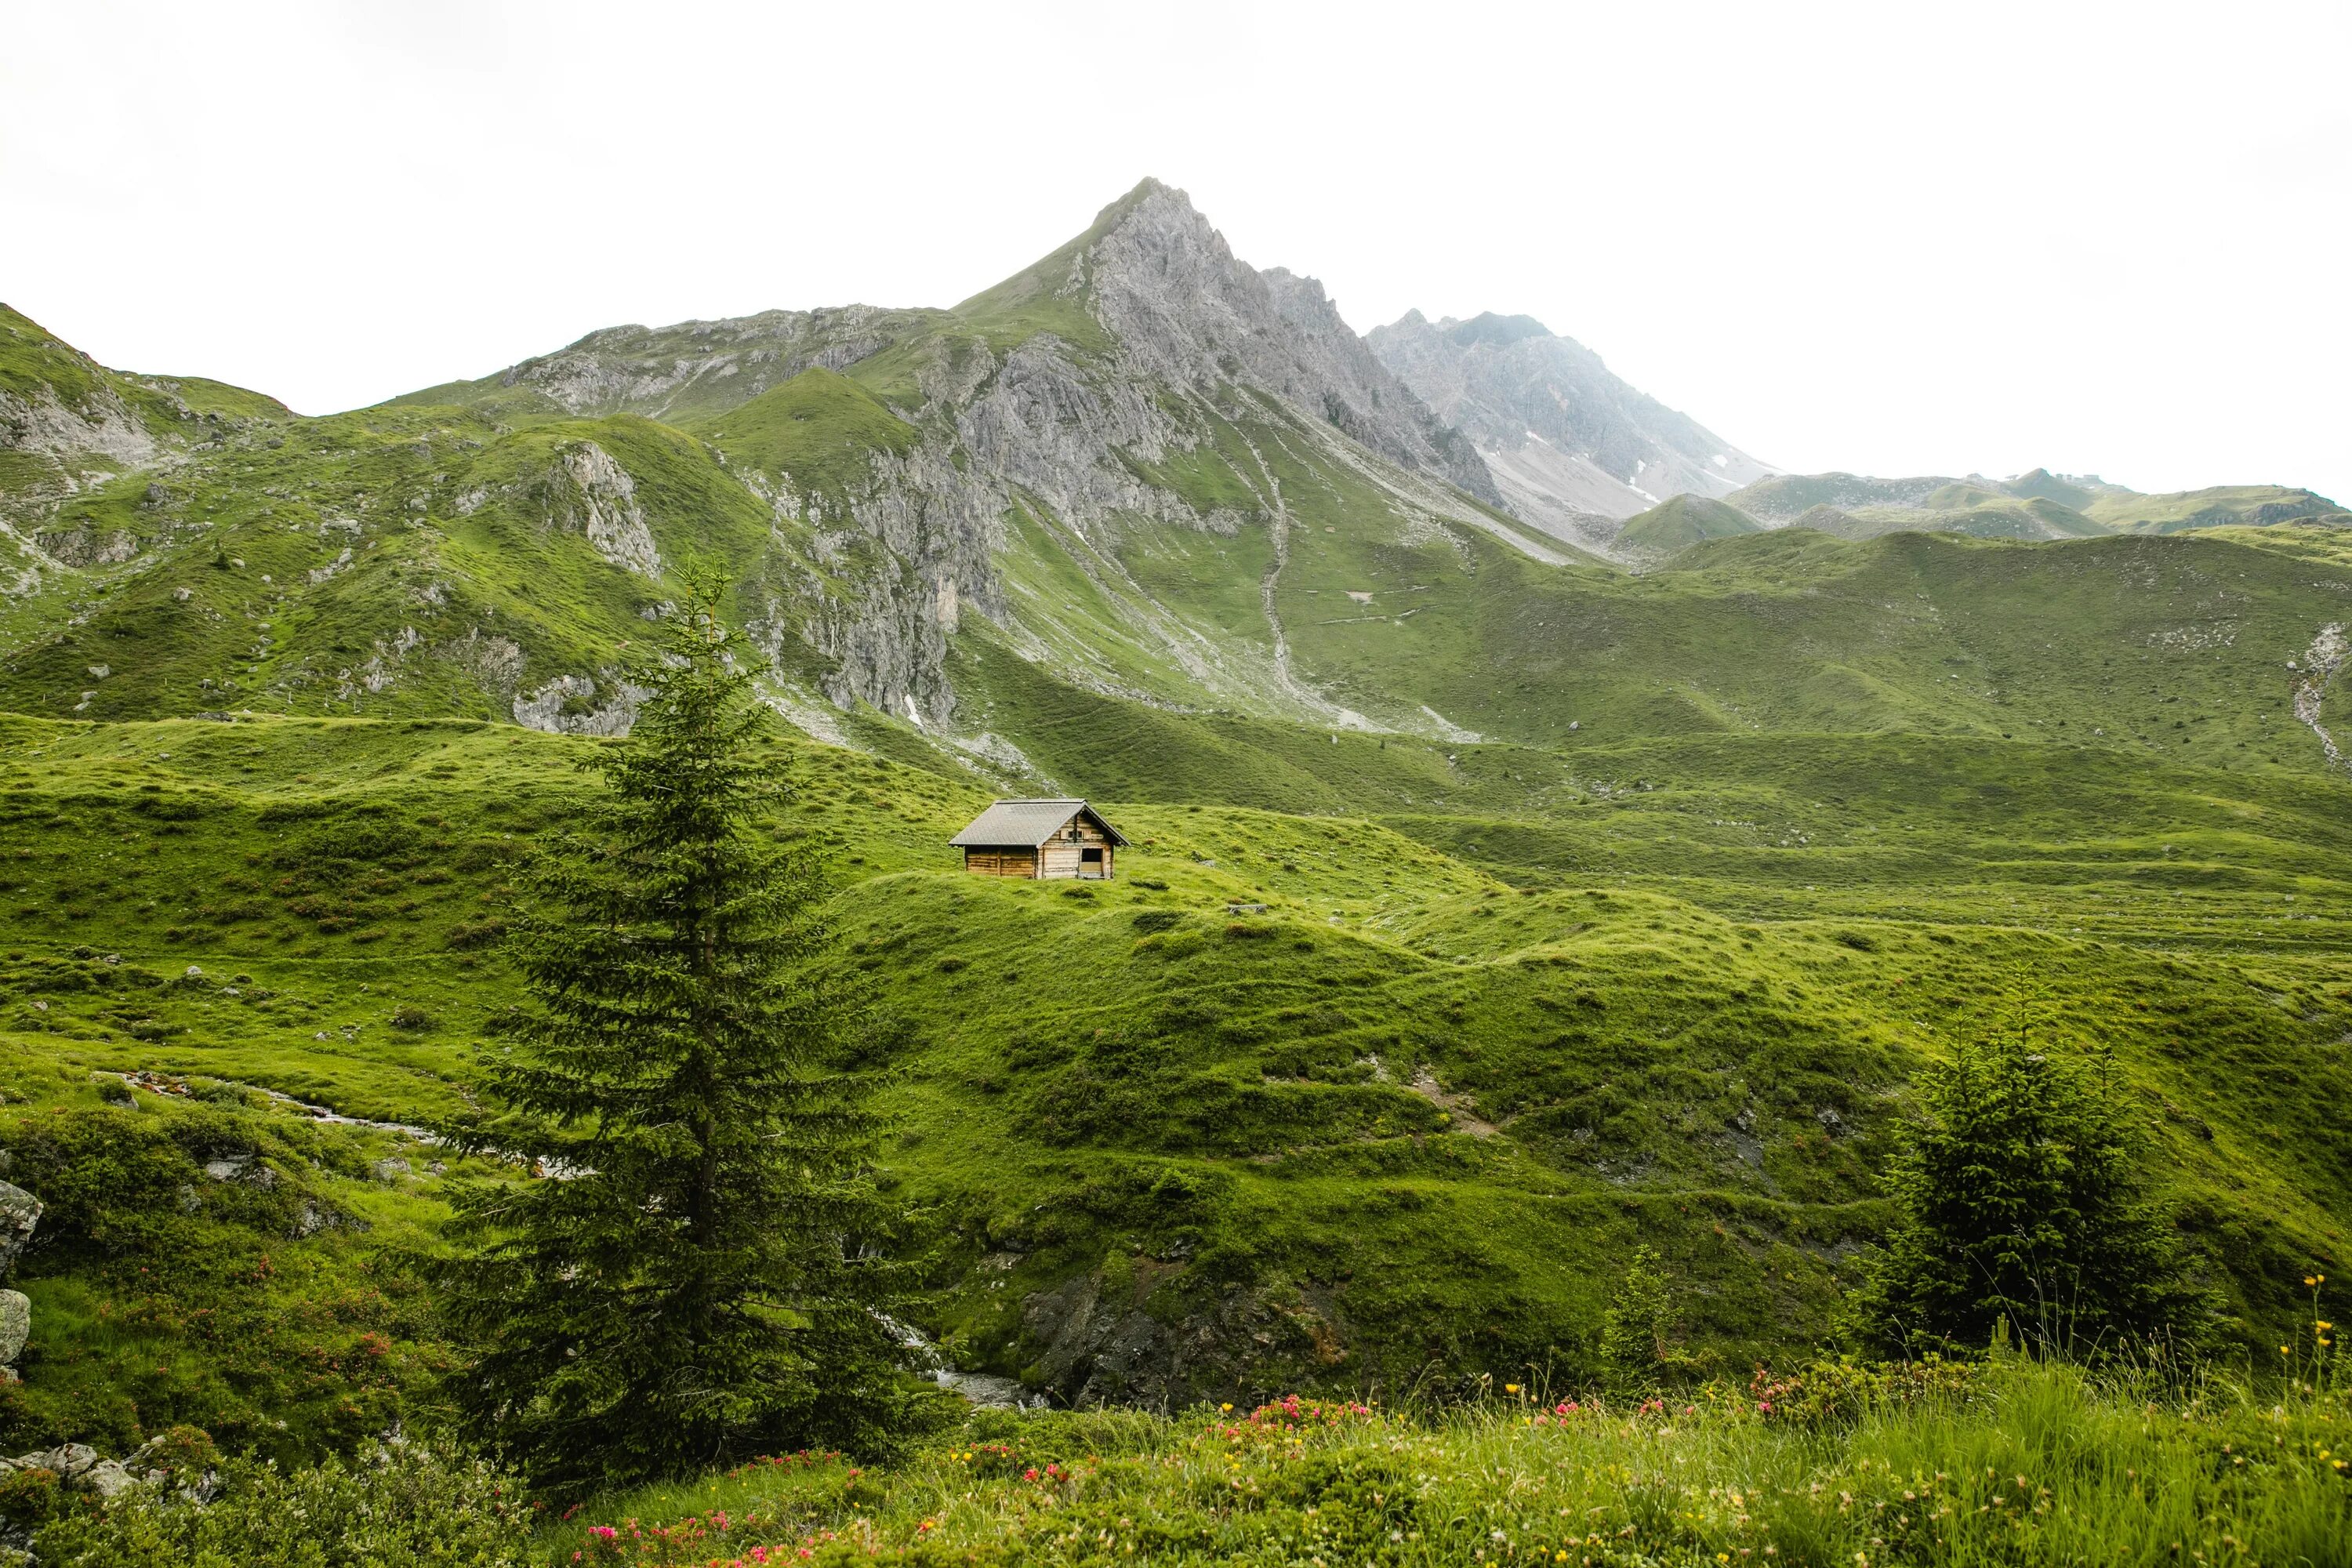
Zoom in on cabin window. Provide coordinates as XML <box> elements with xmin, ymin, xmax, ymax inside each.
<box><xmin>1081</xmin><ymin>847</ymin><xmax>1102</xmax><ymax>863</ymax></box>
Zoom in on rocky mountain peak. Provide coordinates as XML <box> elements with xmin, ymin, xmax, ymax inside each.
<box><xmin>1077</xmin><ymin>183</ymin><xmax>1499</xmax><ymax>505</ymax></box>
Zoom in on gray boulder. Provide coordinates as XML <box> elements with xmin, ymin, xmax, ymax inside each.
<box><xmin>0</xmin><ymin>1183</ymin><xmax>39</xmax><ymax>1273</ymax></box>
<box><xmin>81</xmin><ymin>1458</ymin><xmax>136</xmax><ymax>1499</ymax></box>
<box><xmin>0</xmin><ymin>1290</ymin><xmax>27</xmax><ymax>1363</ymax></box>
<box><xmin>28</xmin><ymin>1443</ymin><xmax>96</xmax><ymax>1480</ymax></box>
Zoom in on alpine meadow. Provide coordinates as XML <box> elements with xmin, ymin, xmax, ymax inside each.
<box><xmin>0</xmin><ymin>173</ymin><xmax>2347</xmax><ymax>1566</ymax></box>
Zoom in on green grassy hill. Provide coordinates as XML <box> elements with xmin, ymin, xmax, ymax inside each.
<box><xmin>2085</xmin><ymin>482</ymin><xmax>2348</xmax><ymax>533</ymax></box>
<box><xmin>1614</xmin><ymin>494</ymin><xmax>1761</xmax><ymax>561</ymax></box>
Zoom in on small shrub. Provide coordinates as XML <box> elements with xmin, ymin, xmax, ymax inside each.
<box><xmin>0</xmin><ymin>1466</ymin><xmax>61</xmax><ymax>1530</ymax></box>
<box><xmin>445</xmin><ymin>919</ymin><xmax>506</xmax><ymax>950</ymax></box>
<box><xmin>387</xmin><ymin>1005</ymin><xmax>434</xmax><ymax>1033</ymax></box>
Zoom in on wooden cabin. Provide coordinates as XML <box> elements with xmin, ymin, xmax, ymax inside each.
<box><xmin>950</xmin><ymin>799</ymin><xmax>1127</xmax><ymax>880</ymax></box>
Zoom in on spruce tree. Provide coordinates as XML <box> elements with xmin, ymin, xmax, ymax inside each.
<box><xmin>1856</xmin><ymin>1029</ymin><xmax>2209</xmax><ymax>1359</ymax></box>
<box><xmin>434</xmin><ymin>579</ymin><xmax>916</xmax><ymax>1495</ymax></box>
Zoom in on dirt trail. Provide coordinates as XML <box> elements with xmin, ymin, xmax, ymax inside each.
<box><xmin>1219</xmin><ymin>410</ymin><xmax>1374</xmax><ymax>731</ymax></box>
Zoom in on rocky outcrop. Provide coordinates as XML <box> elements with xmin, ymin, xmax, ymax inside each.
<box><xmin>1018</xmin><ymin>1265</ymin><xmax>1356</xmax><ymax>1411</ymax></box>
<box><xmin>513</xmin><ymin>670</ymin><xmax>652</xmax><ymax>736</ymax></box>
<box><xmin>0</xmin><ymin>383</ymin><xmax>161</xmax><ymax>484</ymax></box>
<box><xmin>540</xmin><ymin>442</ymin><xmax>662</xmax><ymax>579</ymax></box>
<box><xmin>460</xmin><ymin>305</ymin><xmax>942</xmax><ymax>421</ymax></box>
<box><xmin>1258</xmin><ymin>268</ymin><xmax>1500</xmax><ymax>506</ymax></box>
<box><xmin>30</xmin><ymin>523</ymin><xmax>140</xmax><ymax>568</ymax></box>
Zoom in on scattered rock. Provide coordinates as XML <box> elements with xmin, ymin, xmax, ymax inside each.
<box><xmin>0</xmin><ymin>1290</ymin><xmax>27</xmax><ymax>1363</ymax></box>
<box><xmin>371</xmin><ymin>1157</ymin><xmax>412</xmax><ymax>1182</ymax></box>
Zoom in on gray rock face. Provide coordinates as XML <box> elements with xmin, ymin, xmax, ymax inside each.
<box><xmin>0</xmin><ymin>1290</ymin><xmax>27</xmax><ymax>1363</ymax></box>
<box><xmin>1083</xmin><ymin>184</ymin><xmax>1500</xmax><ymax>506</ymax></box>
<box><xmin>1369</xmin><ymin>310</ymin><xmax>1772</xmax><ymax>552</ymax></box>
<box><xmin>0</xmin><ymin>1182</ymin><xmax>39</xmax><ymax>1274</ymax></box>
<box><xmin>546</xmin><ymin>442</ymin><xmax>661</xmax><ymax>579</ymax></box>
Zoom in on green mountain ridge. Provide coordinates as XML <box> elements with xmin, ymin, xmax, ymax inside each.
<box><xmin>1729</xmin><ymin>466</ymin><xmax>2342</xmax><ymax>543</ymax></box>
<box><xmin>0</xmin><ymin>182</ymin><xmax>2349</xmax><ymax>1420</ymax></box>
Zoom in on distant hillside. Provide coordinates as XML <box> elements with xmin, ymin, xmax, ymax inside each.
<box><xmin>1728</xmin><ymin>472</ymin><xmax>1966</xmax><ymax>524</ymax></box>
<box><xmin>1368</xmin><ymin>310</ymin><xmax>1772</xmax><ymax>558</ymax></box>
<box><xmin>1733</xmin><ymin>467</ymin><xmax>2343</xmax><ymax>542</ymax></box>
<box><xmin>2083</xmin><ymin>483</ymin><xmax>2347</xmax><ymax>534</ymax></box>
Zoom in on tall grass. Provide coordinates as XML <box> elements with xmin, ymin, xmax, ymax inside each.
<box><xmin>529</xmin><ymin>1357</ymin><xmax>2350</xmax><ymax>1566</ymax></box>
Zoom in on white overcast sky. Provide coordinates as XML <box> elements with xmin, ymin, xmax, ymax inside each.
<box><xmin>5</xmin><ymin>1</ymin><xmax>2347</xmax><ymax>502</ymax></box>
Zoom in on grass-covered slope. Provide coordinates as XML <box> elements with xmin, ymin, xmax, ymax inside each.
<box><xmin>2</xmin><ymin>713</ymin><xmax>2345</xmax><ymax>1416</ymax></box>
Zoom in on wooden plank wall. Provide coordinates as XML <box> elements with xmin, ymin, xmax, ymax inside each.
<box><xmin>963</xmin><ymin>848</ymin><xmax>1037</xmax><ymax>877</ymax></box>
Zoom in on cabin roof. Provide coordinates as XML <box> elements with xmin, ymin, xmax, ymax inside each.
<box><xmin>949</xmin><ymin>798</ymin><xmax>1128</xmax><ymax>849</ymax></box>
